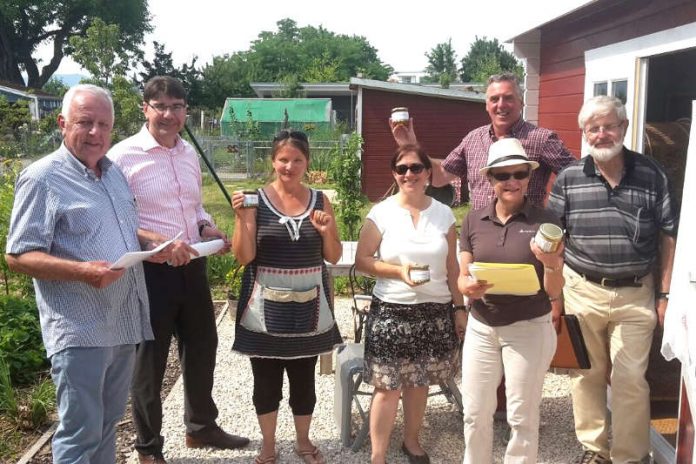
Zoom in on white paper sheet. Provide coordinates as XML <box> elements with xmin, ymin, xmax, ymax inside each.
<box><xmin>190</xmin><ymin>239</ymin><xmax>225</xmax><ymax>259</ymax></box>
<box><xmin>109</xmin><ymin>232</ymin><xmax>182</xmax><ymax>269</ymax></box>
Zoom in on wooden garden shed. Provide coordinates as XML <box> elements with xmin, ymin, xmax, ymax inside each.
<box><xmin>508</xmin><ymin>1</ymin><xmax>696</xmax><ymax>462</ymax></box>
<box><xmin>349</xmin><ymin>78</ymin><xmax>487</xmax><ymax>201</ymax></box>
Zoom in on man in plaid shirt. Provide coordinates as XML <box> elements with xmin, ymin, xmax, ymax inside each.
<box><xmin>391</xmin><ymin>72</ymin><xmax>575</xmax><ymax>210</ymax></box>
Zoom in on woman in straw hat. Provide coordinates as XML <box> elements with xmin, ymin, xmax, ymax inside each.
<box><xmin>457</xmin><ymin>138</ymin><xmax>565</xmax><ymax>463</ymax></box>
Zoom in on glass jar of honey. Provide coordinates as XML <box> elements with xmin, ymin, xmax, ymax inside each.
<box><xmin>391</xmin><ymin>107</ymin><xmax>409</xmax><ymax>126</ymax></box>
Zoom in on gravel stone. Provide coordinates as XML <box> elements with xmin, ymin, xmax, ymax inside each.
<box><xmin>126</xmin><ymin>298</ymin><xmax>583</xmax><ymax>463</ymax></box>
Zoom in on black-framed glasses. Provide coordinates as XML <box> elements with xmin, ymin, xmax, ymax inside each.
<box><xmin>489</xmin><ymin>170</ymin><xmax>530</xmax><ymax>181</ymax></box>
<box><xmin>394</xmin><ymin>163</ymin><xmax>425</xmax><ymax>175</ymax></box>
<box><xmin>273</xmin><ymin>130</ymin><xmax>308</xmax><ymax>143</ymax></box>
<box><xmin>145</xmin><ymin>101</ymin><xmax>187</xmax><ymax>114</ymax></box>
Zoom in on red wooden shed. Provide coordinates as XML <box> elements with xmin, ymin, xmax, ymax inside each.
<box><xmin>508</xmin><ymin>1</ymin><xmax>696</xmax><ymax>462</ymax></box>
<box><xmin>349</xmin><ymin>78</ymin><xmax>488</xmax><ymax>201</ymax></box>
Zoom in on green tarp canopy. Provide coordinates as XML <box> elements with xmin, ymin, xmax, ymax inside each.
<box><xmin>220</xmin><ymin>98</ymin><xmax>333</xmax><ymax>138</ymax></box>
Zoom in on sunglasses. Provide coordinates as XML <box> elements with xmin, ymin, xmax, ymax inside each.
<box><xmin>273</xmin><ymin>130</ymin><xmax>308</xmax><ymax>143</ymax></box>
<box><xmin>394</xmin><ymin>163</ymin><xmax>425</xmax><ymax>175</ymax></box>
<box><xmin>489</xmin><ymin>170</ymin><xmax>531</xmax><ymax>181</ymax></box>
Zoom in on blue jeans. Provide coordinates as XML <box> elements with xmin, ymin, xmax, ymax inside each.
<box><xmin>50</xmin><ymin>345</ymin><xmax>136</xmax><ymax>464</ymax></box>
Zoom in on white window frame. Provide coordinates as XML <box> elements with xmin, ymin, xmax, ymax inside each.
<box><xmin>584</xmin><ymin>22</ymin><xmax>696</xmax><ymax>155</ymax></box>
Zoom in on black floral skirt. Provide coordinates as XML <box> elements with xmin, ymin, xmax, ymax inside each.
<box><xmin>363</xmin><ymin>297</ymin><xmax>460</xmax><ymax>390</ymax></box>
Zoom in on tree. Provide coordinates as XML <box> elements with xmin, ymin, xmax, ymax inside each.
<box><xmin>459</xmin><ymin>37</ymin><xmax>523</xmax><ymax>83</ymax></box>
<box><xmin>69</xmin><ymin>18</ymin><xmax>137</xmax><ymax>88</ymax></box>
<box><xmin>198</xmin><ymin>18</ymin><xmax>393</xmax><ymax>106</ymax></box>
<box><xmin>200</xmin><ymin>53</ymin><xmax>255</xmax><ymax>109</ymax></box>
<box><xmin>66</xmin><ymin>20</ymin><xmax>142</xmax><ymax>139</ymax></box>
<box><xmin>0</xmin><ymin>0</ymin><xmax>150</xmax><ymax>88</ymax></box>
<box><xmin>424</xmin><ymin>39</ymin><xmax>458</xmax><ymax>88</ymax></box>
<box><xmin>136</xmin><ymin>41</ymin><xmax>203</xmax><ymax>106</ymax></box>
<box><xmin>42</xmin><ymin>77</ymin><xmax>69</xmax><ymax>97</ymax></box>
<box><xmin>110</xmin><ymin>75</ymin><xmax>143</xmax><ymax>140</ymax></box>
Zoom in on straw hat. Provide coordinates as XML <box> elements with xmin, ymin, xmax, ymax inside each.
<box><xmin>479</xmin><ymin>138</ymin><xmax>539</xmax><ymax>175</ymax></box>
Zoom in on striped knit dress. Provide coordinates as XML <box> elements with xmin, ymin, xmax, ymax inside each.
<box><xmin>233</xmin><ymin>188</ymin><xmax>343</xmax><ymax>358</ymax></box>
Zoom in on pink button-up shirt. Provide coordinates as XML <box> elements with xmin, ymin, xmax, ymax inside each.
<box><xmin>108</xmin><ymin>125</ymin><xmax>213</xmax><ymax>244</ymax></box>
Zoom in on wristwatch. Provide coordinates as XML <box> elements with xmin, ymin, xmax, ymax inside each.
<box><xmin>657</xmin><ymin>292</ymin><xmax>670</xmax><ymax>300</ymax></box>
<box><xmin>198</xmin><ymin>220</ymin><xmax>212</xmax><ymax>235</ymax></box>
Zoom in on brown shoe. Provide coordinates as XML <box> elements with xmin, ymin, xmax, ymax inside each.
<box><xmin>137</xmin><ymin>452</ymin><xmax>167</xmax><ymax>464</ymax></box>
<box><xmin>185</xmin><ymin>425</ymin><xmax>250</xmax><ymax>449</ymax></box>
<box><xmin>578</xmin><ymin>450</ymin><xmax>612</xmax><ymax>464</ymax></box>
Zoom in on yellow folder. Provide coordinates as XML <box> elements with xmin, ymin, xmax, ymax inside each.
<box><xmin>468</xmin><ymin>262</ymin><xmax>541</xmax><ymax>296</ymax></box>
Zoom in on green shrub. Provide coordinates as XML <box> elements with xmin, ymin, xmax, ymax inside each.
<box><xmin>0</xmin><ymin>357</ymin><xmax>17</xmax><ymax>417</ymax></box>
<box><xmin>1</xmin><ymin>159</ymin><xmax>33</xmax><ymax>297</ymax></box>
<box><xmin>207</xmin><ymin>254</ymin><xmax>238</xmax><ymax>287</ymax></box>
<box><xmin>226</xmin><ymin>264</ymin><xmax>244</xmax><ymax>300</ymax></box>
<box><xmin>0</xmin><ymin>296</ymin><xmax>47</xmax><ymax>385</ymax></box>
<box><xmin>24</xmin><ymin>376</ymin><xmax>55</xmax><ymax>429</ymax></box>
<box><xmin>329</xmin><ymin>133</ymin><xmax>367</xmax><ymax>240</ymax></box>
<box><xmin>0</xmin><ymin>357</ymin><xmax>55</xmax><ymax>430</ymax></box>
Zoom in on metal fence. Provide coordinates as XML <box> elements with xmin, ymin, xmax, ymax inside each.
<box><xmin>195</xmin><ymin>136</ymin><xmax>341</xmax><ymax>180</ymax></box>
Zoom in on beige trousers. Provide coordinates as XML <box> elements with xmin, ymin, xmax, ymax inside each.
<box><xmin>461</xmin><ymin>314</ymin><xmax>556</xmax><ymax>464</ymax></box>
<box><xmin>563</xmin><ymin>265</ymin><xmax>656</xmax><ymax>464</ymax></box>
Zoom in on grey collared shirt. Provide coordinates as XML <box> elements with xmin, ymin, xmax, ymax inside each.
<box><xmin>6</xmin><ymin>144</ymin><xmax>153</xmax><ymax>357</ymax></box>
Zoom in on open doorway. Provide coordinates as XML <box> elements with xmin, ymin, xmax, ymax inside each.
<box><xmin>642</xmin><ymin>46</ymin><xmax>696</xmax><ymax>450</ymax></box>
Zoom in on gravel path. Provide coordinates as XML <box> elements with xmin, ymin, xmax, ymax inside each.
<box><xmin>126</xmin><ymin>298</ymin><xmax>583</xmax><ymax>463</ymax></box>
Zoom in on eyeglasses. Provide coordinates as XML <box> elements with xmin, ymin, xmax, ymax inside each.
<box><xmin>273</xmin><ymin>130</ymin><xmax>308</xmax><ymax>143</ymax></box>
<box><xmin>489</xmin><ymin>170</ymin><xmax>530</xmax><ymax>181</ymax></box>
<box><xmin>585</xmin><ymin>122</ymin><xmax>622</xmax><ymax>135</ymax></box>
<box><xmin>145</xmin><ymin>101</ymin><xmax>187</xmax><ymax>114</ymax></box>
<box><xmin>394</xmin><ymin>163</ymin><xmax>425</xmax><ymax>175</ymax></box>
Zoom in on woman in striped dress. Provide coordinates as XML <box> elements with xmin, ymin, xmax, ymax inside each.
<box><xmin>231</xmin><ymin>130</ymin><xmax>343</xmax><ymax>464</ymax></box>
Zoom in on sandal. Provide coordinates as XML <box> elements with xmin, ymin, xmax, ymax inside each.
<box><xmin>254</xmin><ymin>453</ymin><xmax>276</xmax><ymax>464</ymax></box>
<box><xmin>294</xmin><ymin>445</ymin><xmax>325</xmax><ymax>464</ymax></box>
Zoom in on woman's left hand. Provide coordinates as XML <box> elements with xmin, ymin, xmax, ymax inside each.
<box><xmin>309</xmin><ymin>209</ymin><xmax>335</xmax><ymax>235</ymax></box>
<box><xmin>530</xmin><ymin>239</ymin><xmax>564</xmax><ymax>270</ymax></box>
<box><xmin>454</xmin><ymin>309</ymin><xmax>468</xmax><ymax>341</ymax></box>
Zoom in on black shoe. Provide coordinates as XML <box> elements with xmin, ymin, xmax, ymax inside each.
<box><xmin>401</xmin><ymin>443</ymin><xmax>430</xmax><ymax>464</ymax></box>
<box><xmin>185</xmin><ymin>425</ymin><xmax>250</xmax><ymax>449</ymax></box>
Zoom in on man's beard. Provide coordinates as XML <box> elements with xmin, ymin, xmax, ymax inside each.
<box><xmin>588</xmin><ymin>140</ymin><xmax>623</xmax><ymax>162</ymax></box>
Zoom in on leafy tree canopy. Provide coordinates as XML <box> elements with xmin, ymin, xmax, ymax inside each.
<box><xmin>423</xmin><ymin>38</ymin><xmax>458</xmax><ymax>88</ymax></box>
<box><xmin>69</xmin><ymin>18</ymin><xmax>138</xmax><ymax>88</ymax></box>
<box><xmin>0</xmin><ymin>0</ymin><xmax>150</xmax><ymax>89</ymax></box>
<box><xmin>69</xmin><ymin>20</ymin><xmax>142</xmax><ymax>140</ymax></box>
<box><xmin>199</xmin><ymin>18</ymin><xmax>393</xmax><ymax>107</ymax></box>
<box><xmin>136</xmin><ymin>41</ymin><xmax>203</xmax><ymax>107</ymax></box>
<box><xmin>41</xmin><ymin>77</ymin><xmax>69</xmax><ymax>97</ymax></box>
<box><xmin>459</xmin><ymin>36</ymin><xmax>523</xmax><ymax>83</ymax></box>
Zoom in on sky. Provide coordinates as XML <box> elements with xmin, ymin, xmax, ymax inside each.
<box><xmin>46</xmin><ymin>0</ymin><xmax>591</xmax><ymax>77</ymax></box>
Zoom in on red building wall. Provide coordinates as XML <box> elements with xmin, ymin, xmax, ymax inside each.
<box><xmin>360</xmin><ymin>88</ymin><xmax>488</xmax><ymax>200</ymax></box>
<box><xmin>537</xmin><ymin>0</ymin><xmax>696</xmax><ymax>157</ymax></box>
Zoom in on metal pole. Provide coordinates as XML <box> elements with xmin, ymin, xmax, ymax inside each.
<box><xmin>183</xmin><ymin>124</ymin><xmax>232</xmax><ymax>205</ymax></box>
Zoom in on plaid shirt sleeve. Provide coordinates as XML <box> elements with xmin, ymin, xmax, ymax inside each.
<box><xmin>441</xmin><ymin>138</ymin><xmax>469</xmax><ymax>179</ymax></box>
<box><xmin>540</xmin><ymin>131</ymin><xmax>575</xmax><ymax>173</ymax></box>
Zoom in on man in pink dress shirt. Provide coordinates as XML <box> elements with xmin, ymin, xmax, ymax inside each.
<box><xmin>109</xmin><ymin>76</ymin><xmax>248</xmax><ymax>464</ymax></box>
